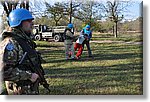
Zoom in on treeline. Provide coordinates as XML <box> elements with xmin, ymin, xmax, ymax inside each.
<box><xmin>32</xmin><ymin>0</ymin><xmax>142</xmax><ymax>34</ymax></box>
<box><xmin>0</xmin><ymin>0</ymin><xmax>142</xmax><ymax>36</ymax></box>
<box><xmin>34</xmin><ymin>16</ymin><xmax>142</xmax><ymax>33</ymax></box>
<box><xmin>119</xmin><ymin>17</ymin><xmax>143</xmax><ymax>33</ymax></box>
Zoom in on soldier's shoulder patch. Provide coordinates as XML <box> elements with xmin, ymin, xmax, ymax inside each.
<box><xmin>6</xmin><ymin>43</ymin><xmax>14</xmax><ymax>51</ymax></box>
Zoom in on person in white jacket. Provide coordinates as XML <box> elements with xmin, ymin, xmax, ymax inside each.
<box><xmin>74</xmin><ymin>34</ymin><xmax>86</xmax><ymax>59</ymax></box>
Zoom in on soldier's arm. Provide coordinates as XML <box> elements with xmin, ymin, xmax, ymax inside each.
<box><xmin>3</xmin><ymin>38</ymin><xmax>32</xmax><ymax>82</ymax></box>
<box><xmin>88</xmin><ymin>32</ymin><xmax>92</xmax><ymax>39</ymax></box>
<box><xmin>63</xmin><ymin>29</ymin><xmax>67</xmax><ymax>40</ymax></box>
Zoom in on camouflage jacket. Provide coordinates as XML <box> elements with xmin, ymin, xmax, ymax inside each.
<box><xmin>0</xmin><ymin>28</ymin><xmax>40</xmax><ymax>94</ymax></box>
<box><xmin>64</xmin><ymin>28</ymin><xmax>74</xmax><ymax>40</ymax></box>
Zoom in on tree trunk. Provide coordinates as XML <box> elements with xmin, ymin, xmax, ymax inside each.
<box><xmin>112</xmin><ymin>25</ymin><xmax>114</xmax><ymax>35</ymax></box>
<box><xmin>1</xmin><ymin>0</ymin><xmax>29</xmax><ymax>17</ymax></box>
<box><xmin>26</xmin><ymin>0</ymin><xmax>29</xmax><ymax>10</ymax></box>
<box><xmin>69</xmin><ymin>0</ymin><xmax>72</xmax><ymax>23</ymax></box>
<box><xmin>114</xmin><ymin>21</ymin><xmax>118</xmax><ymax>38</ymax></box>
<box><xmin>55</xmin><ymin>21</ymin><xmax>58</xmax><ymax>26</ymax></box>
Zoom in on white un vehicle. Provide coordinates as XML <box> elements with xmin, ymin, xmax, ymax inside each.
<box><xmin>33</xmin><ymin>25</ymin><xmax>66</xmax><ymax>42</ymax></box>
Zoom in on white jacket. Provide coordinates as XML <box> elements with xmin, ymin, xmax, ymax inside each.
<box><xmin>76</xmin><ymin>35</ymin><xmax>85</xmax><ymax>44</ymax></box>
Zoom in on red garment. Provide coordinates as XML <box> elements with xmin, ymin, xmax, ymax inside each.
<box><xmin>74</xmin><ymin>43</ymin><xmax>83</xmax><ymax>57</ymax></box>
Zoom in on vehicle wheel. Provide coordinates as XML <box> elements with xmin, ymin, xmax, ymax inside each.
<box><xmin>54</xmin><ymin>34</ymin><xmax>60</xmax><ymax>42</ymax></box>
<box><xmin>45</xmin><ymin>38</ymin><xmax>49</xmax><ymax>41</ymax></box>
<box><xmin>34</xmin><ymin>35</ymin><xmax>41</xmax><ymax>41</ymax></box>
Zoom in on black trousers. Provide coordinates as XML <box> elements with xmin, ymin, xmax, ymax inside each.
<box><xmin>82</xmin><ymin>39</ymin><xmax>92</xmax><ymax>57</ymax></box>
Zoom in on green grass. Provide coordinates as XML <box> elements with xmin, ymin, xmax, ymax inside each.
<box><xmin>36</xmin><ymin>33</ymin><xmax>143</xmax><ymax>95</ymax></box>
<box><xmin>1</xmin><ymin>33</ymin><xmax>142</xmax><ymax>95</ymax></box>
<box><xmin>91</xmin><ymin>33</ymin><xmax>143</xmax><ymax>42</ymax></box>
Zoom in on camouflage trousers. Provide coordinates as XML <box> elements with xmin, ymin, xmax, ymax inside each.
<box><xmin>65</xmin><ymin>44</ymin><xmax>75</xmax><ymax>59</ymax></box>
<box><xmin>5</xmin><ymin>81</ymin><xmax>39</xmax><ymax>95</ymax></box>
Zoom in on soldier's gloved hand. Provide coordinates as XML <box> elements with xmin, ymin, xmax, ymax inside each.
<box><xmin>30</xmin><ymin>73</ymin><xmax>39</xmax><ymax>83</ymax></box>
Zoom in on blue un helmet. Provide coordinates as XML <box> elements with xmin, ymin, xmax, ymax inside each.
<box><xmin>8</xmin><ymin>9</ymin><xmax>34</xmax><ymax>27</ymax></box>
<box><xmin>85</xmin><ymin>25</ymin><xmax>90</xmax><ymax>29</ymax></box>
<box><xmin>67</xmin><ymin>23</ymin><xmax>73</xmax><ymax>29</ymax></box>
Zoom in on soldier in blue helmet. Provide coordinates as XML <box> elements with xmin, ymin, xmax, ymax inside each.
<box><xmin>80</xmin><ymin>24</ymin><xmax>93</xmax><ymax>58</ymax></box>
<box><xmin>0</xmin><ymin>9</ymin><xmax>42</xmax><ymax>95</ymax></box>
<box><xmin>64</xmin><ymin>23</ymin><xmax>75</xmax><ymax>60</ymax></box>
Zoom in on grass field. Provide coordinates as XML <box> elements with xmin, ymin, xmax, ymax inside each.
<box><xmin>36</xmin><ymin>33</ymin><xmax>143</xmax><ymax>95</ymax></box>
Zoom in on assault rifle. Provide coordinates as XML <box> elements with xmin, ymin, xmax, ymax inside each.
<box><xmin>23</xmin><ymin>52</ymin><xmax>50</xmax><ymax>93</ymax></box>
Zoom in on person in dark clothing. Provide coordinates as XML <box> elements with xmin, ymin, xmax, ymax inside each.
<box><xmin>80</xmin><ymin>25</ymin><xmax>93</xmax><ymax>57</ymax></box>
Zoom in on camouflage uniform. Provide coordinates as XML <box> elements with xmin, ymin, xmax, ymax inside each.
<box><xmin>0</xmin><ymin>28</ymin><xmax>40</xmax><ymax>95</ymax></box>
<box><xmin>64</xmin><ymin>28</ymin><xmax>75</xmax><ymax>60</ymax></box>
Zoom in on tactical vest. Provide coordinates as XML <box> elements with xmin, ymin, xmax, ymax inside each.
<box><xmin>0</xmin><ymin>31</ymin><xmax>43</xmax><ymax>94</ymax></box>
<box><xmin>12</xmin><ymin>34</ymin><xmax>44</xmax><ymax>86</ymax></box>
<box><xmin>12</xmin><ymin>34</ymin><xmax>42</xmax><ymax>72</ymax></box>
<box><xmin>64</xmin><ymin>28</ymin><xmax>74</xmax><ymax>40</ymax></box>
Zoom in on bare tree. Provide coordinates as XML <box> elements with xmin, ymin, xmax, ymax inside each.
<box><xmin>0</xmin><ymin>0</ymin><xmax>29</xmax><ymax>17</ymax></box>
<box><xmin>20</xmin><ymin>0</ymin><xmax>29</xmax><ymax>10</ymax></box>
<box><xmin>101</xmin><ymin>0</ymin><xmax>132</xmax><ymax>37</ymax></box>
<box><xmin>44</xmin><ymin>0</ymin><xmax>81</xmax><ymax>26</ymax></box>
<box><xmin>60</xmin><ymin>0</ymin><xmax>81</xmax><ymax>24</ymax></box>
<box><xmin>68</xmin><ymin>0</ymin><xmax>82</xmax><ymax>23</ymax></box>
<box><xmin>73</xmin><ymin>0</ymin><xmax>102</xmax><ymax>26</ymax></box>
<box><xmin>45</xmin><ymin>2</ymin><xmax>65</xmax><ymax>26</ymax></box>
